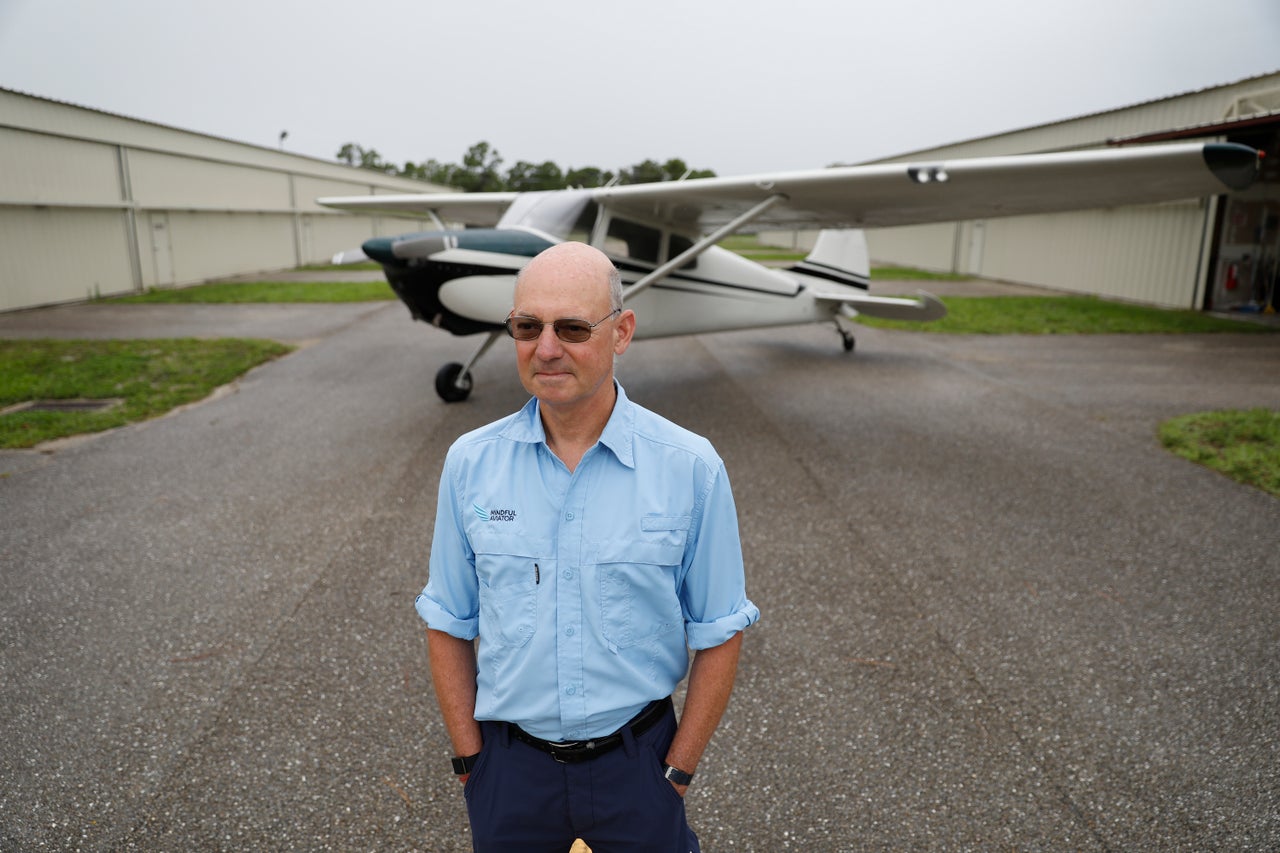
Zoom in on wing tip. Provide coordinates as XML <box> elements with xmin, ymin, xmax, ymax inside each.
<box><xmin>1203</xmin><ymin>142</ymin><xmax>1263</xmax><ymax>191</ymax></box>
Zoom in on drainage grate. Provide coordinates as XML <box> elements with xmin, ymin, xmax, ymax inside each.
<box><xmin>0</xmin><ymin>398</ymin><xmax>124</xmax><ymax>415</ymax></box>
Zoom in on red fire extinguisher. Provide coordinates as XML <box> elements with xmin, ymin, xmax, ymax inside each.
<box><xmin>1225</xmin><ymin>263</ymin><xmax>1239</xmax><ymax>291</ymax></box>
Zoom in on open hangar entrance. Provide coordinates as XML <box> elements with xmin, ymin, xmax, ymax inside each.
<box><xmin>1112</xmin><ymin>110</ymin><xmax>1280</xmax><ymax>315</ymax></box>
<box><xmin>1208</xmin><ymin>119</ymin><xmax>1279</xmax><ymax>314</ymax></box>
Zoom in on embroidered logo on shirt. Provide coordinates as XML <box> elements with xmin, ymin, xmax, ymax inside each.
<box><xmin>473</xmin><ymin>503</ymin><xmax>516</xmax><ymax>522</ymax></box>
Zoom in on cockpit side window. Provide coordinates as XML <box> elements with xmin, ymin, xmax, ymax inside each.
<box><xmin>604</xmin><ymin>217</ymin><xmax>662</xmax><ymax>264</ymax></box>
<box><xmin>567</xmin><ymin>201</ymin><xmax>597</xmax><ymax>244</ymax></box>
<box><xmin>669</xmin><ymin>234</ymin><xmax>695</xmax><ymax>263</ymax></box>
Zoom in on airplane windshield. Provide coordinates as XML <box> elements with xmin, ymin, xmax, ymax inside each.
<box><xmin>497</xmin><ymin>190</ymin><xmax>595</xmax><ymax>241</ymax></box>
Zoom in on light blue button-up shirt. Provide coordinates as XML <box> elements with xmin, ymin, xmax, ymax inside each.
<box><xmin>416</xmin><ymin>383</ymin><xmax>759</xmax><ymax>741</ymax></box>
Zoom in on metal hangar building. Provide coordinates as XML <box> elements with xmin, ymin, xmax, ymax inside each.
<box><xmin>0</xmin><ymin>87</ymin><xmax>440</xmax><ymax>314</ymax></box>
<box><xmin>859</xmin><ymin>71</ymin><xmax>1280</xmax><ymax>313</ymax></box>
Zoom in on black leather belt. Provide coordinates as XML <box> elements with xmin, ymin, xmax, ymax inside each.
<box><xmin>507</xmin><ymin>697</ymin><xmax>672</xmax><ymax>764</ymax></box>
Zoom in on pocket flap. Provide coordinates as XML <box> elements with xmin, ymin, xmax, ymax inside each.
<box><xmin>596</xmin><ymin>537</ymin><xmax>685</xmax><ymax>566</ymax></box>
<box><xmin>641</xmin><ymin>515</ymin><xmax>691</xmax><ymax>532</ymax></box>
<box><xmin>471</xmin><ymin>530</ymin><xmax>551</xmax><ymax>558</ymax></box>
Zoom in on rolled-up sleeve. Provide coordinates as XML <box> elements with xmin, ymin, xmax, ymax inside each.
<box><xmin>680</xmin><ymin>460</ymin><xmax>760</xmax><ymax>650</ymax></box>
<box><xmin>416</xmin><ymin>452</ymin><xmax>480</xmax><ymax>640</ymax></box>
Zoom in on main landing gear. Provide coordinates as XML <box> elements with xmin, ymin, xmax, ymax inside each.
<box><xmin>834</xmin><ymin>316</ymin><xmax>856</xmax><ymax>352</ymax></box>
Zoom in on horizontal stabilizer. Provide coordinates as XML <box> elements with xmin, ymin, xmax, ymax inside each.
<box><xmin>330</xmin><ymin>247</ymin><xmax>370</xmax><ymax>264</ymax></box>
<box><xmin>813</xmin><ymin>289</ymin><xmax>947</xmax><ymax>322</ymax></box>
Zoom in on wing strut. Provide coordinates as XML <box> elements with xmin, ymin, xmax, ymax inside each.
<box><xmin>621</xmin><ymin>194</ymin><xmax>785</xmax><ymax>303</ymax></box>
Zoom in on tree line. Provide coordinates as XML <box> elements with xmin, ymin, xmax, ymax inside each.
<box><xmin>336</xmin><ymin>140</ymin><xmax>716</xmax><ymax>192</ymax></box>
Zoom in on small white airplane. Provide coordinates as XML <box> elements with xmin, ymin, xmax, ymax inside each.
<box><xmin>319</xmin><ymin>141</ymin><xmax>1259</xmax><ymax>401</ymax></box>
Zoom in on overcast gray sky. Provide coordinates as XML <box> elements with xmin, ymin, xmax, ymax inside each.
<box><xmin>1</xmin><ymin>0</ymin><xmax>1277</xmax><ymax>177</ymax></box>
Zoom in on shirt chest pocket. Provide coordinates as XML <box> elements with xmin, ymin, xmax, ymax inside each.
<box><xmin>472</xmin><ymin>532</ymin><xmax>549</xmax><ymax>649</ymax></box>
<box><xmin>596</xmin><ymin>517</ymin><xmax>690</xmax><ymax>650</ymax></box>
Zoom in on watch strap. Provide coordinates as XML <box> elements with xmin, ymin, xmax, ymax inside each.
<box><xmin>451</xmin><ymin>752</ymin><xmax>480</xmax><ymax>775</ymax></box>
<box><xmin>662</xmin><ymin>762</ymin><xmax>694</xmax><ymax>786</ymax></box>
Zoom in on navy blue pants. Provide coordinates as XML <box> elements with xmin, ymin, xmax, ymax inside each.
<box><xmin>464</xmin><ymin>703</ymin><xmax>700</xmax><ymax>853</ymax></box>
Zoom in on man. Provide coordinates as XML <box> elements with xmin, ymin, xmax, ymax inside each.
<box><xmin>416</xmin><ymin>241</ymin><xmax>759</xmax><ymax>852</ymax></box>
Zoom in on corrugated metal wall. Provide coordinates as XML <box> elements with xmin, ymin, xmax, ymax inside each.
<box><xmin>979</xmin><ymin>201</ymin><xmax>1209</xmax><ymax>307</ymax></box>
<box><xmin>0</xmin><ymin>207</ymin><xmax>134</xmax><ymax>305</ymax></box>
<box><xmin>868</xmin><ymin>200</ymin><xmax>1213</xmax><ymax>308</ymax></box>
<box><xmin>0</xmin><ymin>88</ymin><xmax>443</xmax><ymax>312</ymax></box>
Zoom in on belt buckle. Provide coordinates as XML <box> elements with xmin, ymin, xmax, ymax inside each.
<box><xmin>550</xmin><ymin>739</ymin><xmax>595</xmax><ymax>763</ymax></box>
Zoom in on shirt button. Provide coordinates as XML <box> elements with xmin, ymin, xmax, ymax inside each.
<box><xmin>565</xmin><ymin>627</ymin><xmax>575</xmax><ymax>636</ymax></box>
<box><xmin>566</xmin><ymin>686</ymin><xmax>576</xmax><ymax>696</ymax></box>
<box><xmin>563</xmin><ymin>570</ymin><xmax>573</xmax><ymax>580</ymax></box>
<box><xmin>566</xmin><ymin>512</ymin><xmax>575</xmax><ymax>520</ymax></box>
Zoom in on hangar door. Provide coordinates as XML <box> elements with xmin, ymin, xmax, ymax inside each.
<box><xmin>148</xmin><ymin>212</ymin><xmax>174</xmax><ymax>286</ymax></box>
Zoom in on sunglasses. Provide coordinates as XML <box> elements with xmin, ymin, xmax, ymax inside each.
<box><xmin>504</xmin><ymin>309</ymin><xmax>620</xmax><ymax>343</ymax></box>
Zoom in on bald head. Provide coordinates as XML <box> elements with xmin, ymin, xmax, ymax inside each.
<box><xmin>508</xmin><ymin>242</ymin><xmax>636</xmax><ymax>415</ymax></box>
<box><xmin>515</xmin><ymin>242</ymin><xmax>623</xmax><ymax>312</ymax></box>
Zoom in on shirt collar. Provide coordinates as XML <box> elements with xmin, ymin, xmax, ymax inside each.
<box><xmin>597</xmin><ymin>382</ymin><xmax>635</xmax><ymax>468</ymax></box>
<box><xmin>502</xmin><ymin>382</ymin><xmax>636</xmax><ymax>469</ymax></box>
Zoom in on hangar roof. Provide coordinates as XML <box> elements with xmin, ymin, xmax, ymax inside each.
<box><xmin>1107</xmin><ymin>110</ymin><xmax>1280</xmax><ymax>145</ymax></box>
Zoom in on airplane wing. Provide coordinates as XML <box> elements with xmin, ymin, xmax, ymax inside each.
<box><xmin>316</xmin><ymin>191</ymin><xmax>520</xmax><ymax>227</ymax></box>
<box><xmin>588</xmin><ymin>141</ymin><xmax>1260</xmax><ymax>233</ymax></box>
<box><xmin>316</xmin><ymin>142</ymin><xmax>1258</xmax><ymax>236</ymax></box>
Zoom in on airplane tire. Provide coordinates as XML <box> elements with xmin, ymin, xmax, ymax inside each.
<box><xmin>841</xmin><ymin>331</ymin><xmax>855</xmax><ymax>352</ymax></box>
<box><xmin>435</xmin><ymin>362</ymin><xmax>473</xmax><ymax>403</ymax></box>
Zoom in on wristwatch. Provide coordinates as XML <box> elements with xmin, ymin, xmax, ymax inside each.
<box><xmin>451</xmin><ymin>752</ymin><xmax>480</xmax><ymax>775</ymax></box>
<box><xmin>661</xmin><ymin>762</ymin><xmax>694</xmax><ymax>786</ymax></box>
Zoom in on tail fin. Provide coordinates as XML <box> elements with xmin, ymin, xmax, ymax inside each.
<box><xmin>789</xmin><ymin>229</ymin><xmax>870</xmax><ymax>290</ymax></box>
<box><xmin>797</xmin><ymin>229</ymin><xmax>946</xmax><ymax>322</ymax></box>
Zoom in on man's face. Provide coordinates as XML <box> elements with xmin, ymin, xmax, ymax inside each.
<box><xmin>511</xmin><ymin>247</ymin><xmax>633</xmax><ymax>411</ymax></box>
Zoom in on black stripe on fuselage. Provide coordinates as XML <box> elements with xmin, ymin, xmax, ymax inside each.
<box><xmin>785</xmin><ymin>260</ymin><xmax>871</xmax><ymax>289</ymax></box>
<box><xmin>609</xmin><ymin>260</ymin><xmax>810</xmax><ymax>299</ymax></box>
<box><xmin>381</xmin><ymin>254</ymin><xmax>867</xmax><ymax>336</ymax></box>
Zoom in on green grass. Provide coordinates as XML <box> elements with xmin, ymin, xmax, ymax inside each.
<box><xmin>745</xmin><ymin>249</ymin><xmax>811</xmax><ymax>261</ymax></box>
<box><xmin>718</xmin><ymin>235</ymin><xmax>808</xmax><ymax>262</ymax></box>
<box><xmin>856</xmin><ymin>295</ymin><xmax>1276</xmax><ymax>335</ymax></box>
<box><xmin>1159</xmin><ymin>409</ymin><xmax>1280</xmax><ymax>498</ymax></box>
<box><xmin>0</xmin><ymin>338</ymin><xmax>292</xmax><ymax>449</ymax></box>
<box><xmin>718</xmin><ymin>235</ymin><xmax>773</xmax><ymax>251</ymax></box>
<box><xmin>297</xmin><ymin>261</ymin><xmax>382</xmax><ymax>272</ymax></box>
<box><xmin>871</xmin><ymin>266</ymin><xmax>971</xmax><ymax>281</ymax></box>
<box><xmin>105</xmin><ymin>280</ymin><xmax>396</xmax><ymax>304</ymax></box>
<box><xmin>719</xmin><ymin>235</ymin><xmax>975</xmax><ymax>276</ymax></box>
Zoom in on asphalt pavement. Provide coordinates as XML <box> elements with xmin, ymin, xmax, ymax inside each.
<box><xmin>2</xmin><ymin>292</ymin><xmax>1278</xmax><ymax>850</ymax></box>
